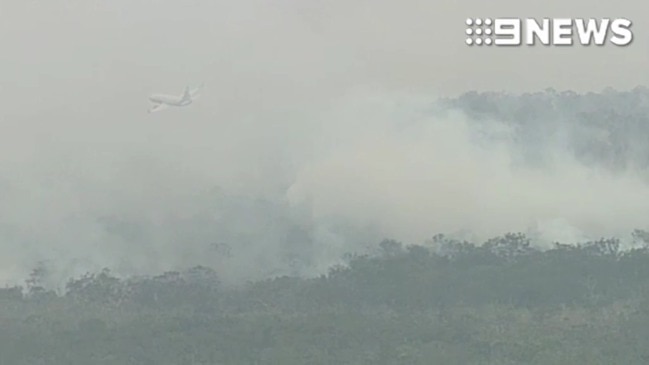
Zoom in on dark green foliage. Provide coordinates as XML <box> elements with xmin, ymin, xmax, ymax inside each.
<box><xmin>2</xmin><ymin>233</ymin><xmax>649</xmax><ymax>364</ymax></box>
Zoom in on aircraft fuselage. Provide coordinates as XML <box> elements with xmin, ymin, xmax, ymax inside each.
<box><xmin>148</xmin><ymin>84</ymin><xmax>203</xmax><ymax>113</ymax></box>
<box><xmin>148</xmin><ymin>94</ymin><xmax>192</xmax><ymax>106</ymax></box>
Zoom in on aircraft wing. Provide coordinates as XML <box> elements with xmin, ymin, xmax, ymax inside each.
<box><xmin>148</xmin><ymin>102</ymin><xmax>169</xmax><ymax>113</ymax></box>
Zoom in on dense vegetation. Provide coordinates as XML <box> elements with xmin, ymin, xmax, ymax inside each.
<box><xmin>445</xmin><ymin>86</ymin><xmax>649</xmax><ymax>172</ymax></box>
<box><xmin>3</xmin><ymin>232</ymin><xmax>649</xmax><ymax>364</ymax></box>
<box><xmin>6</xmin><ymin>88</ymin><xmax>649</xmax><ymax>364</ymax></box>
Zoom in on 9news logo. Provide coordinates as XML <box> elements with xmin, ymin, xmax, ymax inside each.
<box><xmin>465</xmin><ymin>17</ymin><xmax>633</xmax><ymax>47</ymax></box>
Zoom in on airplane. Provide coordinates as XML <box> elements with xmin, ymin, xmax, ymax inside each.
<box><xmin>147</xmin><ymin>84</ymin><xmax>204</xmax><ymax>113</ymax></box>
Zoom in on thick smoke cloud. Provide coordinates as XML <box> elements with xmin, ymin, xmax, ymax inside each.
<box><xmin>2</xmin><ymin>1</ymin><xmax>649</xmax><ymax>288</ymax></box>
<box><xmin>287</xmin><ymin>90</ymin><xmax>649</xmax><ymax>246</ymax></box>
<box><xmin>3</xmin><ymin>88</ymin><xmax>649</xmax><ymax>289</ymax></box>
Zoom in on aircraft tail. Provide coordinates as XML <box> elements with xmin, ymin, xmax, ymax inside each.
<box><xmin>181</xmin><ymin>86</ymin><xmax>192</xmax><ymax>102</ymax></box>
<box><xmin>190</xmin><ymin>83</ymin><xmax>204</xmax><ymax>98</ymax></box>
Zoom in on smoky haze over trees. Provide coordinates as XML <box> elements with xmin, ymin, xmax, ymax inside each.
<box><xmin>3</xmin><ymin>89</ymin><xmax>649</xmax><ymax>363</ymax></box>
<box><xmin>4</xmin><ymin>1</ymin><xmax>649</xmax><ymax>363</ymax></box>
<box><xmin>2</xmin><ymin>1</ymin><xmax>649</xmax><ymax>288</ymax></box>
<box><xmin>4</xmin><ymin>87</ymin><xmax>649</xmax><ymax>286</ymax></box>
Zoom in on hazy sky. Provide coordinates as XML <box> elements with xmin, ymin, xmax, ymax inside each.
<box><xmin>2</xmin><ymin>0</ymin><xmax>648</xmax><ymax>105</ymax></box>
<box><xmin>1</xmin><ymin>1</ymin><xmax>649</xmax><ymax>286</ymax></box>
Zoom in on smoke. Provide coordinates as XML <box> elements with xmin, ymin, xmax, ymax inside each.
<box><xmin>2</xmin><ymin>88</ymin><xmax>649</xmax><ymax>289</ymax></box>
<box><xmin>2</xmin><ymin>0</ymin><xmax>649</xmax><ymax>288</ymax></box>
<box><xmin>287</xmin><ymin>90</ymin><xmax>649</xmax><ymax>248</ymax></box>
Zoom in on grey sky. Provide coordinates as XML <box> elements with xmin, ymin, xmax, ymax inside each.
<box><xmin>2</xmin><ymin>0</ymin><xmax>647</xmax><ymax>106</ymax></box>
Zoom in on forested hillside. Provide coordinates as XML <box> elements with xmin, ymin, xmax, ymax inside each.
<box><xmin>445</xmin><ymin>86</ymin><xmax>649</xmax><ymax>172</ymax></box>
<box><xmin>5</xmin><ymin>235</ymin><xmax>649</xmax><ymax>364</ymax></box>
